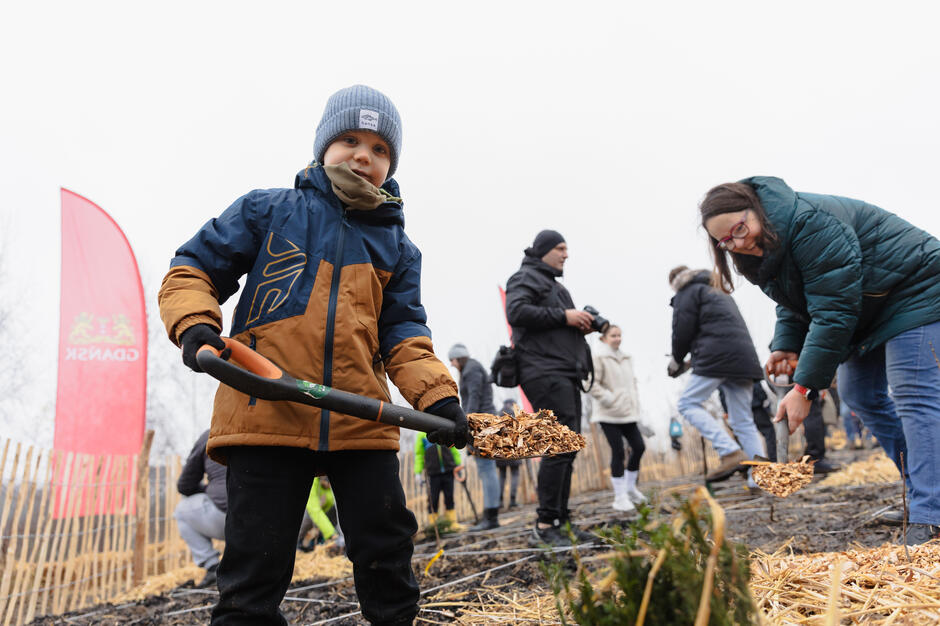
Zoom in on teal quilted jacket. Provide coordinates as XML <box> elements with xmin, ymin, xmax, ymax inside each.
<box><xmin>742</xmin><ymin>176</ymin><xmax>940</xmax><ymax>390</ymax></box>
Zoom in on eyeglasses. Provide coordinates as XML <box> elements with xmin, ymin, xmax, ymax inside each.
<box><xmin>715</xmin><ymin>210</ymin><xmax>750</xmax><ymax>251</ymax></box>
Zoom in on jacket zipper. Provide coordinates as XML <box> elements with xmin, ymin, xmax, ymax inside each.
<box><xmin>319</xmin><ymin>212</ymin><xmax>349</xmax><ymax>451</ymax></box>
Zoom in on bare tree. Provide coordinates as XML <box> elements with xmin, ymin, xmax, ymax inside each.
<box><xmin>142</xmin><ymin>270</ymin><xmax>218</xmax><ymax>460</ymax></box>
<box><xmin>0</xmin><ymin>230</ymin><xmax>38</xmax><ymax>443</ymax></box>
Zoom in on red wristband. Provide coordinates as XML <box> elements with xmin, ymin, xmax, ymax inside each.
<box><xmin>793</xmin><ymin>383</ymin><xmax>819</xmax><ymax>401</ymax></box>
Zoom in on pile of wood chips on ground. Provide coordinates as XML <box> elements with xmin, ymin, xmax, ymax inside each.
<box><xmin>751</xmin><ymin>541</ymin><xmax>940</xmax><ymax>624</ymax></box>
<box><xmin>820</xmin><ymin>451</ymin><xmax>901</xmax><ymax>487</ymax></box>
<box><xmin>467</xmin><ymin>407</ymin><xmax>586</xmax><ymax>459</ymax></box>
<box><xmin>752</xmin><ymin>456</ymin><xmax>815</xmax><ymax>497</ymax></box>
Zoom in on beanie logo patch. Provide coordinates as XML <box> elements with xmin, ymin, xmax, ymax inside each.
<box><xmin>358</xmin><ymin>109</ymin><xmax>379</xmax><ymax>131</ymax></box>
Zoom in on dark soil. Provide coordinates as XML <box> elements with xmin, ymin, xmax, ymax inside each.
<box><xmin>31</xmin><ymin>448</ymin><xmax>901</xmax><ymax>625</ymax></box>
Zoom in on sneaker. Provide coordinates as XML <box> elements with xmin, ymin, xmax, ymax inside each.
<box><xmin>877</xmin><ymin>508</ymin><xmax>904</xmax><ymax>526</ymax></box>
<box><xmin>904</xmin><ymin>523</ymin><xmax>940</xmax><ymax>546</ymax></box>
<box><xmin>530</xmin><ymin>524</ymin><xmax>571</xmax><ymax>547</ymax></box>
<box><xmin>811</xmin><ymin>459</ymin><xmax>841</xmax><ymax>474</ymax></box>
<box><xmin>705</xmin><ymin>450</ymin><xmax>747</xmax><ymax>483</ymax></box>
<box><xmin>561</xmin><ymin>523</ymin><xmax>596</xmax><ymax>544</ymax></box>
<box><xmin>196</xmin><ymin>563</ymin><xmax>218</xmax><ymax>588</ymax></box>
<box><xmin>470</xmin><ymin>516</ymin><xmax>500</xmax><ymax>531</ymax></box>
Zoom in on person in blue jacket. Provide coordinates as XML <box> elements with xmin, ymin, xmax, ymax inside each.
<box><xmin>700</xmin><ymin>176</ymin><xmax>940</xmax><ymax>545</ymax></box>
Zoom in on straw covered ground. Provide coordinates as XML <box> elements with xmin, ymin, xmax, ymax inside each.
<box><xmin>29</xmin><ymin>448</ymin><xmax>938</xmax><ymax>625</ymax></box>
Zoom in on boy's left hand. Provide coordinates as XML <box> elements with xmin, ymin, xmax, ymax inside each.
<box><xmin>427</xmin><ymin>401</ymin><xmax>469</xmax><ymax>449</ymax></box>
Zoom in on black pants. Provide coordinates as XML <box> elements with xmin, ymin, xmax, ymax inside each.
<box><xmin>599</xmin><ymin>422</ymin><xmax>645</xmax><ymax>475</ymax></box>
<box><xmin>755</xmin><ymin>397</ymin><xmax>826</xmax><ymax>461</ymax></box>
<box><xmin>802</xmin><ymin>397</ymin><xmax>827</xmax><ymax>460</ymax></box>
<box><xmin>427</xmin><ymin>472</ymin><xmax>455</xmax><ymax>513</ymax></box>
<box><xmin>212</xmin><ymin>447</ymin><xmax>419</xmax><ymax>626</ymax></box>
<box><xmin>752</xmin><ymin>406</ymin><xmax>778</xmax><ymax>462</ymax></box>
<box><xmin>521</xmin><ymin>376</ymin><xmax>581</xmax><ymax>525</ymax></box>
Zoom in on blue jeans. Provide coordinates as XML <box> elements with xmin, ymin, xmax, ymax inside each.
<box><xmin>838</xmin><ymin>320</ymin><xmax>940</xmax><ymax>525</ymax></box>
<box><xmin>678</xmin><ymin>374</ymin><xmax>765</xmax><ymax>485</ymax></box>
<box><xmin>474</xmin><ymin>456</ymin><xmax>500</xmax><ymax>509</ymax></box>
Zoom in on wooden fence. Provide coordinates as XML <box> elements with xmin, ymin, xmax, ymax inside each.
<box><xmin>0</xmin><ymin>423</ymin><xmax>718</xmax><ymax>624</ymax></box>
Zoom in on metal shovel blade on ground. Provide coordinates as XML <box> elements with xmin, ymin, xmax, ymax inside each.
<box><xmin>196</xmin><ymin>337</ymin><xmax>456</xmax><ymax>434</ymax></box>
<box><xmin>763</xmin><ymin>359</ymin><xmax>799</xmax><ymax>463</ymax></box>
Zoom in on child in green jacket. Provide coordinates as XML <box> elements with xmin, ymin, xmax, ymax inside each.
<box><xmin>414</xmin><ymin>432</ymin><xmax>464</xmax><ymax>529</ymax></box>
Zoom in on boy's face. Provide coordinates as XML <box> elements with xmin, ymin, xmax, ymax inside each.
<box><xmin>322</xmin><ymin>130</ymin><xmax>392</xmax><ymax>187</ymax></box>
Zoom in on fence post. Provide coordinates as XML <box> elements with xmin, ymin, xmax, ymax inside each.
<box><xmin>132</xmin><ymin>430</ymin><xmax>154</xmax><ymax>586</ymax></box>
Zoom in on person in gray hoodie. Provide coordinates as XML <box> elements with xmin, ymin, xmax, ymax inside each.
<box><xmin>448</xmin><ymin>343</ymin><xmax>501</xmax><ymax>531</ymax></box>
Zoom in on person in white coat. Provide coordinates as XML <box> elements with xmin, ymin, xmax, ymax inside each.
<box><xmin>590</xmin><ymin>325</ymin><xmax>647</xmax><ymax>513</ymax></box>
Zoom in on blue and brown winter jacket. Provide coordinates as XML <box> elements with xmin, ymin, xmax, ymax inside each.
<box><xmin>743</xmin><ymin>176</ymin><xmax>940</xmax><ymax>390</ymax></box>
<box><xmin>158</xmin><ymin>163</ymin><xmax>458</xmax><ymax>461</ymax></box>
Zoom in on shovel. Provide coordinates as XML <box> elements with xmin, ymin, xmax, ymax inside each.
<box><xmin>196</xmin><ymin>337</ymin><xmax>455</xmax><ymax>434</ymax></box>
<box><xmin>764</xmin><ymin>358</ymin><xmax>799</xmax><ymax>463</ymax></box>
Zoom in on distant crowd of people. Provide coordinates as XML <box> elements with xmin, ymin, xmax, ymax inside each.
<box><xmin>161</xmin><ymin>84</ymin><xmax>940</xmax><ymax>624</ymax></box>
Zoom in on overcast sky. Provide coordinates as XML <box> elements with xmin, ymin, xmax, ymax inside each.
<box><xmin>2</xmin><ymin>1</ymin><xmax>939</xmax><ymax>454</ymax></box>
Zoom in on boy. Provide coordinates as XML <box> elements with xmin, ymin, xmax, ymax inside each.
<box><xmin>159</xmin><ymin>85</ymin><xmax>468</xmax><ymax>626</ymax></box>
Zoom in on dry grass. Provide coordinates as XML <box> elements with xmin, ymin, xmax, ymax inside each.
<box><xmin>113</xmin><ymin>545</ymin><xmax>352</xmax><ymax>603</ymax></box>
<box><xmin>751</xmin><ymin>541</ymin><xmax>940</xmax><ymax>624</ymax></box>
<box><xmin>819</xmin><ymin>452</ymin><xmax>900</xmax><ymax>488</ymax></box>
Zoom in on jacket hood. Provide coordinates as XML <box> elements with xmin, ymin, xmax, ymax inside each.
<box><xmin>520</xmin><ymin>254</ymin><xmax>563</xmax><ymax>277</ymax></box>
<box><xmin>671</xmin><ymin>268</ymin><xmax>711</xmax><ymax>293</ymax></box>
<box><xmin>295</xmin><ymin>162</ymin><xmax>405</xmax><ymax>226</ymax></box>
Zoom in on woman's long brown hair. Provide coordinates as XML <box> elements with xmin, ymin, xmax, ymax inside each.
<box><xmin>699</xmin><ymin>182</ymin><xmax>778</xmax><ymax>293</ymax></box>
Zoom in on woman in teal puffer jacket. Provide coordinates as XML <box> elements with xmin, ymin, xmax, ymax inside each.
<box><xmin>699</xmin><ymin>176</ymin><xmax>940</xmax><ymax>546</ymax></box>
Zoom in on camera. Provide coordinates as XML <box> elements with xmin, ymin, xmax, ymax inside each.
<box><xmin>582</xmin><ymin>305</ymin><xmax>610</xmax><ymax>334</ymax></box>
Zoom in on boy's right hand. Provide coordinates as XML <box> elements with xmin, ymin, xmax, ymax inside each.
<box><xmin>180</xmin><ymin>324</ymin><xmax>227</xmax><ymax>372</ymax></box>
<box><xmin>426</xmin><ymin>400</ymin><xmax>469</xmax><ymax>449</ymax></box>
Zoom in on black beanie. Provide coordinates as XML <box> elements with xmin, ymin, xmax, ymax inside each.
<box><xmin>524</xmin><ymin>229</ymin><xmax>566</xmax><ymax>258</ymax></box>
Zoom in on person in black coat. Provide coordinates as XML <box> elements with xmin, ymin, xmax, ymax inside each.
<box><xmin>506</xmin><ymin>230</ymin><xmax>596</xmax><ymax>545</ymax></box>
<box><xmin>668</xmin><ymin>266</ymin><xmax>765</xmax><ymax>484</ymax></box>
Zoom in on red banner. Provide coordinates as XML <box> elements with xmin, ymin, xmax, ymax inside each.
<box><xmin>55</xmin><ymin>189</ymin><xmax>146</xmax><ymax>457</ymax></box>
<box><xmin>498</xmin><ymin>285</ymin><xmax>533</xmax><ymax>412</ymax></box>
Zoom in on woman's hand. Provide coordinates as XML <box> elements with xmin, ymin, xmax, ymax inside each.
<box><xmin>765</xmin><ymin>351</ymin><xmax>799</xmax><ymax>377</ymax></box>
<box><xmin>774</xmin><ymin>388</ymin><xmax>812</xmax><ymax>434</ymax></box>
<box><xmin>453</xmin><ymin>465</ymin><xmax>466</xmax><ymax>482</ymax></box>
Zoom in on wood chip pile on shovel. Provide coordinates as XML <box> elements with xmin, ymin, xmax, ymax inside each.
<box><xmin>467</xmin><ymin>406</ymin><xmax>586</xmax><ymax>459</ymax></box>
<box><xmin>748</xmin><ymin>456</ymin><xmax>815</xmax><ymax>497</ymax></box>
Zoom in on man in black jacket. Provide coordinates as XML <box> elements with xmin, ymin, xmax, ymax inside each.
<box><xmin>175</xmin><ymin>429</ymin><xmax>227</xmax><ymax>588</ymax></box>
<box><xmin>668</xmin><ymin>266</ymin><xmax>765</xmax><ymax>484</ymax></box>
<box><xmin>506</xmin><ymin>230</ymin><xmax>595</xmax><ymax>545</ymax></box>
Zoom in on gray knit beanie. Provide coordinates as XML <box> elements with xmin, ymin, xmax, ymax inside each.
<box><xmin>313</xmin><ymin>85</ymin><xmax>402</xmax><ymax>180</ymax></box>
<box><xmin>447</xmin><ymin>343</ymin><xmax>470</xmax><ymax>361</ymax></box>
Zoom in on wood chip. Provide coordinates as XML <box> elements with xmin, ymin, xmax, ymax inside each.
<box><xmin>467</xmin><ymin>405</ymin><xmax>586</xmax><ymax>460</ymax></box>
<box><xmin>752</xmin><ymin>456</ymin><xmax>815</xmax><ymax>497</ymax></box>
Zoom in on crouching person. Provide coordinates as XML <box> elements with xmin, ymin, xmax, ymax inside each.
<box><xmin>175</xmin><ymin>429</ymin><xmax>226</xmax><ymax>589</ymax></box>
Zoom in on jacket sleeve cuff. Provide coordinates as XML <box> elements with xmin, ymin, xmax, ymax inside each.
<box><xmin>174</xmin><ymin>315</ymin><xmax>222</xmax><ymax>346</ymax></box>
<box><xmin>417</xmin><ymin>387</ymin><xmax>459</xmax><ymax>412</ymax></box>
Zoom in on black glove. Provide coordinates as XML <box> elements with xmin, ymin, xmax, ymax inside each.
<box><xmin>426</xmin><ymin>400</ymin><xmax>469</xmax><ymax>449</ymax></box>
<box><xmin>667</xmin><ymin>358</ymin><xmax>690</xmax><ymax>378</ymax></box>
<box><xmin>671</xmin><ymin>436</ymin><xmax>682</xmax><ymax>451</ymax></box>
<box><xmin>179</xmin><ymin>324</ymin><xmax>228</xmax><ymax>372</ymax></box>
